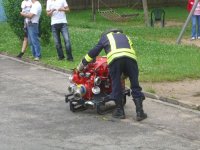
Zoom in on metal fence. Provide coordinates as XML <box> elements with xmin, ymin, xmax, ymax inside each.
<box><xmin>0</xmin><ymin>0</ymin><xmax>188</xmax><ymax>20</ymax></box>
<box><xmin>67</xmin><ymin>0</ymin><xmax>187</xmax><ymax>10</ymax></box>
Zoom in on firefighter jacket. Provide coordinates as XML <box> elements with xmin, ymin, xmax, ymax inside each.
<box><xmin>82</xmin><ymin>32</ymin><xmax>137</xmax><ymax>65</ymax></box>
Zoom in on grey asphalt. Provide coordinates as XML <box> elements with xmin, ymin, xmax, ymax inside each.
<box><xmin>0</xmin><ymin>54</ymin><xmax>200</xmax><ymax>150</ymax></box>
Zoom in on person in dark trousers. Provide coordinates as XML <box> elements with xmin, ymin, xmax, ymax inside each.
<box><xmin>46</xmin><ymin>0</ymin><xmax>73</xmax><ymax>61</ymax></box>
<box><xmin>77</xmin><ymin>29</ymin><xmax>147</xmax><ymax>121</ymax></box>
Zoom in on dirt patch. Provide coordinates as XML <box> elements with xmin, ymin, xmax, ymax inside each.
<box><xmin>165</xmin><ymin>21</ymin><xmax>183</xmax><ymax>27</ymax></box>
<box><xmin>181</xmin><ymin>38</ymin><xmax>200</xmax><ymax>47</ymax></box>
<box><xmin>141</xmin><ymin>79</ymin><xmax>200</xmax><ymax>109</ymax></box>
<box><xmin>165</xmin><ymin>21</ymin><xmax>200</xmax><ymax>47</ymax></box>
<box><xmin>145</xmin><ymin>23</ymin><xmax>200</xmax><ymax>108</ymax></box>
<box><xmin>153</xmin><ymin>20</ymin><xmax>183</xmax><ymax>27</ymax></box>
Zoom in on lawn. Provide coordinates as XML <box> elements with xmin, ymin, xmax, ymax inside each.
<box><xmin>0</xmin><ymin>7</ymin><xmax>200</xmax><ymax>82</ymax></box>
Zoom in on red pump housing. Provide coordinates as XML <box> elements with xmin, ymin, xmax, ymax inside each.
<box><xmin>69</xmin><ymin>56</ymin><xmax>114</xmax><ymax>100</ymax></box>
<box><xmin>65</xmin><ymin>56</ymin><xmax>130</xmax><ymax>114</ymax></box>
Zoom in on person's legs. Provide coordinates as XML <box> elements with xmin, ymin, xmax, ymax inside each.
<box><xmin>17</xmin><ymin>28</ymin><xmax>28</xmax><ymax>58</ymax></box>
<box><xmin>22</xmin><ymin>37</ymin><xmax>28</xmax><ymax>53</ymax></box>
<box><xmin>125</xmin><ymin>59</ymin><xmax>144</xmax><ymax>99</ymax></box>
<box><xmin>17</xmin><ymin>37</ymin><xmax>28</xmax><ymax>58</ymax></box>
<box><xmin>27</xmin><ymin>25</ymin><xmax>36</xmax><ymax>57</ymax></box>
<box><xmin>124</xmin><ymin>58</ymin><xmax>147</xmax><ymax>121</ymax></box>
<box><xmin>30</xmin><ymin>23</ymin><xmax>41</xmax><ymax>59</ymax></box>
<box><xmin>109</xmin><ymin>59</ymin><xmax>125</xmax><ymax>119</ymax></box>
<box><xmin>197</xmin><ymin>15</ymin><xmax>200</xmax><ymax>38</ymax></box>
<box><xmin>61</xmin><ymin>23</ymin><xmax>73</xmax><ymax>61</ymax></box>
<box><xmin>52</xmin><ymin>24</ymin><xmax>65</xmax><ymax>59</ymax></box>
<box><xmin>191</xmin><ymin>15</ymin><xmax>197</xmax><ymax>39</ymax></box>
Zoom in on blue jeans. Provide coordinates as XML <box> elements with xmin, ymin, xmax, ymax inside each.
<box><xmin>27</xmin><ymin>23</ymin><xmax>41</xmax><ymax>58</ymax></box>
<box><xmin>191</xmin><ymin>15</ymin><xmax>200</xmax><ymax>38</ymax></box>
<box><xmin>51</xmin><ymin>23</ymin><xmax>73</xmax><ymax>60</ymax></box>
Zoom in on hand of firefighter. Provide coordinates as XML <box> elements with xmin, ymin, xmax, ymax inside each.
<box><xmin>77</xmin><ymin>61</ymin><xmax>85</xmax><ymax>72</ymax></box>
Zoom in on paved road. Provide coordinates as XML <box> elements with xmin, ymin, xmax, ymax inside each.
<box><xmin>0</xmin><ymin>54</ymin><xmax>200</xmax><ymax>150</ymax></box>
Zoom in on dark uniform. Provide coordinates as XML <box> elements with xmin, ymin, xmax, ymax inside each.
<box><xmin>78</xmin><ymin>29</ymin><xmax>147</xmax><ymax>121</ymax></box>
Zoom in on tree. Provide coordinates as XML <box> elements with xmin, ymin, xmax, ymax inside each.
<box><xmin>3</xmin><ymin>0</ymin><xmax>51</xmax><ymax>45</ymax></box>
<box><xmin>142</xmin><ymin>0</ymin><xmax>150</xmax><ymax>26</ymax></box>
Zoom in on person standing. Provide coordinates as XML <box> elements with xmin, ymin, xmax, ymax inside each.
<box><xmin>46</xmin><ymin>0</ymin><xmax>73</xmax><ymax>61</ymax></box>
<box><xmin>17</xmin><ymin>0</ymin><xmax>32</xmax><ymax>58</ymax></box>
<box><xmin>187</xmin><ymin>0</ymin><xmax>200</xmax><ymax>40</ymax></box>
<box><xmin>77</xmin><ymin>29</ymin><xmax>147</xmax><ymax>121</ymax></box>
<box><xmin>20</xmin><ymin>0</ymin><xmax>42</xmax><ymax>61</ymax></box>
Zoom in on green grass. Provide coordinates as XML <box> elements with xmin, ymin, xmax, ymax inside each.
<box><xmin>0</xmin><ymin>6</ymin><xmax>200</xmax><ymax>82</ymax></box>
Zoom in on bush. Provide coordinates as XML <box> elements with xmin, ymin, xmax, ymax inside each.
<box><xmin>3</xmin><ymin>0</ymin><xmax>24</xmax><ymax>40</ymax></box>
<box><xmin>39</xmin><ymin>0</ymin><xmax>51</xmax><ymax>45</ymax></box>
<box><xmin>3</xmin><ymin>0</ymin><xmax>51</xmax><ymax>45</ymax></box>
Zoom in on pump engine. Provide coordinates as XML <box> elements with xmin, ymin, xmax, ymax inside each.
<box><xmin>65</xmin><ymin>56</ymin><xmax>130</xmax><ymax>114</ymax></box>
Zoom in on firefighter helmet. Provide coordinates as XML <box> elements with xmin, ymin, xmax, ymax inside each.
<box><xmin>101</xmin><ymin>29</ymin><xmax>123</xmax><ymax>37</ymax></box>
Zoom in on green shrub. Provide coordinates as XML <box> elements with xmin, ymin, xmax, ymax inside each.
<box><xmin>3</xmin><ymin>0</ymin><xmax>51</xmax><ymax>44</ymax></box>
<box><xmin>39</xmin><ymin>1</ymin><xmax>51</xmax><ymax>45</ymax></box>
<box><xmin>3</xmin><ymin>0</ymin><xmax>24</xmax><ymax>40</ymax></box>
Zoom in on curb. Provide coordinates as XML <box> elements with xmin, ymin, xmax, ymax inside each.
<box><xmin>144</xmin><ymin>92</ymin><xmax>200</xmax><ymax>111</ymax></box>
<box><xmin>0</xmin><ymin>52</ymin><xmax>72</xmax><ymax>75</ymax></box>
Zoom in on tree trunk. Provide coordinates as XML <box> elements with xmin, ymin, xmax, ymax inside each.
<box><xmin>142</xmin><ymin>0</ymin><xmax>150</xmax><ymax>26</ymax></box>
<box><xmin>92</xmin><ymin>0</ymin><xmax>96</xmax><ymax>21</ymax></box>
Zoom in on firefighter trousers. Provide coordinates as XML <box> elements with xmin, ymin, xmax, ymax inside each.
<box><xmin>109</xmin><ymin>57</ymin><xmax>145</xmax><ymax>103</ymax></box>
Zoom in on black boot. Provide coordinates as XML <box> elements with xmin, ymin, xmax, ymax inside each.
<box><xmin>112</xmin><ymin>100</ymin><xmax>125</xmax><ymax>119</ymax></box>
<box><xmin>17</xmin><ymin>52</ymin><xmax>24</xmax><ymax>58</ymax></box>
<box><xmin>133</xmin><ymin>98</ymin><xmax>147</xmax><ymax>121</ymax></box>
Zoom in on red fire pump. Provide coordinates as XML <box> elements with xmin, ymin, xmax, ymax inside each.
<box><xmin>65</xmin><ymin>56</ymin><xmax>130</xmax><ymax>114</ymax></box>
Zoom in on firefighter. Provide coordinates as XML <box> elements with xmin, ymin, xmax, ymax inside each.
<box><xmin>77</xmin><ymin>29</ymin><xmax>147</xmax><ymax>121</ymax></box>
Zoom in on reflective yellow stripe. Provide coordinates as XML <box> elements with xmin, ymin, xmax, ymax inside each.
<box><xmin>107</xmin><ymin>54</ymin><xmax>136</xmax><ymax>64</ymax></box>
<box><xmin>106</xmin><ymin>33</ymin><xmax>137</xmax><ymax>64</ymax></box>
<box><xmin>107</xmin><ymin>33</ymin><xmax>116</xmax><ymax>50</ymax></box>
<box><xmin>126</xmin><ymin>36</ymin><xmax>134</xmax><ymax>49</ymax></box>
<box><xmin>85</xmin><ymin>54</ymin><xmax>93</xmax><ymax>62</ymax></box>
<box><xmin>107</xmin><ymin>49</ymin><xmax>137</xmax><ymax>64</ymax></box>
<box><xmin>107</xmin><ymin>48</ymin><xmax>136</xmax><ymax>58</ymax></box>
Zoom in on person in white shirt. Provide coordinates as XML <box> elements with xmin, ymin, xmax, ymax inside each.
<box><xmin>20</xmin><ymin>0</ymin><xmax>42</xmax><ymax>61</ymax></box>
<box><xmin>46</xmin><ymin>0</ymin><xmax>73</xmax><ymax>61</ymax></box>
<box><xmin>17</xmin><ymin>0</ymin><xmax>32</xmax><ymax>58</ymax></box>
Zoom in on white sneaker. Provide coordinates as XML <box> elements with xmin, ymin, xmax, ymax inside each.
<box><xmin>34</xmin><ymin>57</ymin><xmax>39</xmax><ymax>61</ymax></box>
<box><xmin>191</xmin><ymin>37</ymin><xmax>196</xmax><ymax>40</ymax></box>
<box><xmin>197</xmin><ymin>36</ymin><xmax>200</xmax><ymax>39</ymax></box>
